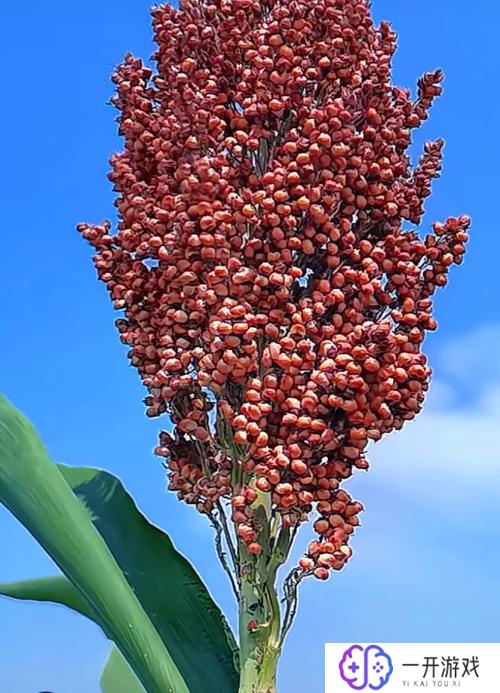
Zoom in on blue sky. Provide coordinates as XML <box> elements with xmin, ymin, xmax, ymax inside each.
<box><xmin>0</xmin><ymin>1</ymin><xmax>498</xmax><ymax>691</ymax></box>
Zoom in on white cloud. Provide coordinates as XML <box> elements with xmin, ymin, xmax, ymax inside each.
<box><xmin>371</xmin><ymin>387</ymin><xmax>500</xmax><ymax>495</ymax></box>
<box><xmin>348</xmin><ymin>325</ymin><xmax>500</xmax><ymax>507</ymax></box>
<box><xmin>436</xmin><ymin>323</ymin><xmax>500</xmax><ymax>390</ymax></box>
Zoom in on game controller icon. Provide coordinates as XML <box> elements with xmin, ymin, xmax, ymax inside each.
<box><xmin>339</xmin><ymin>644</ymin><xmax>393</xmax><ymax>690</ymax></box>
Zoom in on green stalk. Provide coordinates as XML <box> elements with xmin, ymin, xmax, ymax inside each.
<box><xmin>238</xmin><ymin>524</ymin><xmax>293</xmax><ymax>693</ymax></box>
<box><xmin>238</xmin><ymin>547</ymin><xmax>281</xmax><ymax>693</ymax></box>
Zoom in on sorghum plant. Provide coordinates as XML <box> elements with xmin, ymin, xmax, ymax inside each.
<box><xmin>79</xmin><ymin>0</ymin><xmax>469</xmax><ymax>690</ymax></box>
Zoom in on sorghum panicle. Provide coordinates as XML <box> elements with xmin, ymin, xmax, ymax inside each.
<box><xmin>79</xmin><ymin>0</ymin><xmax>469</xmax><ymax>581</ymax></box>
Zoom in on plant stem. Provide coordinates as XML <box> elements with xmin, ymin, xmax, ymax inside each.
<box><xmin>238</xmin><ymin>548</ymin><xmax>281</xmax><ymax>693</ymax></box>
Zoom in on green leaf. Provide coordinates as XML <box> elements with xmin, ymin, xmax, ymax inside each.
<box><xmin>0</xmin><ymin>581</ymin><xmax>145</xmax><ymax>693</ymax></box>
<box><xmin>0</xmin><ymin>395</ymin><xmax>188</xmax><ymax>693</ymax></box>
<box><xmin>57</xmin><ymin>463</ymin><xmax>239</xmax><ymax>693</ymax></box>
<box><xmin>0</xmin><ymin>576</ymin><xmax>93</xmax><ymax>618</ymax></box>
<box><xmin>0</xmin><ymin>396</ymin><xmax>240</xmax><ymax>692</ymax></box>
<box><xmin>101</xmin><ymin>648</ymin><xmax>146</xmax><ymax>693</ymax></box>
